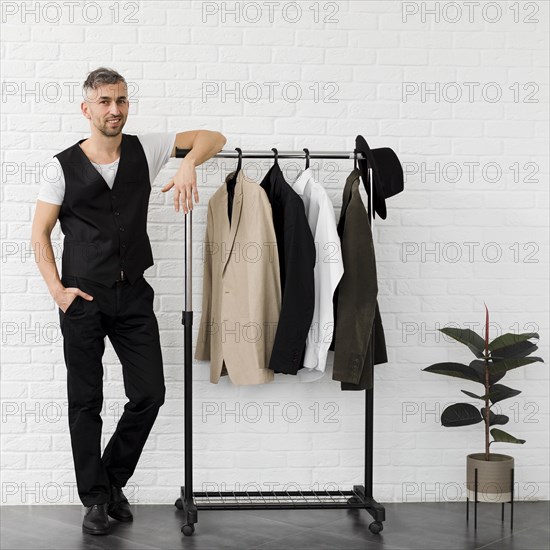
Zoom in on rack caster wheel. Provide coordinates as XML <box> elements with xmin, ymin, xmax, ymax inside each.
<box><xmin>181</xmin><ymin>523</ymin><xmax>195</xmax><ymax>536</ymax></box>
<box><xmin>174</xmin><ymin>498</ymin><xmax>183</xmax><ymax>510</ymax></box>
<box><xmin>369</xmin><ymin>521</ymin><xmax>383</xmax><ymax>534</ymax></box>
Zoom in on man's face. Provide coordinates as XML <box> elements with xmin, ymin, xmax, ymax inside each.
<box><xmin>82</xmin><ymin>82</ymin><xmax>129</xmax><ymax>137</ymax></box>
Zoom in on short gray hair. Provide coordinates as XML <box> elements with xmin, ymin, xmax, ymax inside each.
<box><xmin>83</xmin><ymin>67</ymin><xmax>126</xmax><ymax>100</ymax></box>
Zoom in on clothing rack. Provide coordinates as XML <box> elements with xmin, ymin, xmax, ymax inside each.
<box><xmin>173</xmin><ymin>147</ymin><xmax>385</xmax><ymax>536</ymax></box>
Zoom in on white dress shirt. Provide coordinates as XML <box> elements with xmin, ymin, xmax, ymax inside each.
<box><xmin>290</xmin><ymin>168</ymin><xmax>344</xmax><ymax>382</ymax></box>
<box><xmin>37</xmin><ymin>132</ymin><xmax>177</xmax><ymax>205</ymax></box>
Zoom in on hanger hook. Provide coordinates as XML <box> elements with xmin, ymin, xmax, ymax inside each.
<box><xmin>303</xmin><ymin>148</ymin><xmax>310</xmax><ymax>170</ymax></box>
<box><xmin>271</xmin><ymin>147</ymin><xmax>279</xmax><ymax>164</ymax></box>
<box><xmin>235</xmin><ymin>147</ymin><xmax>242</xmax><ymax>172</ymax></box>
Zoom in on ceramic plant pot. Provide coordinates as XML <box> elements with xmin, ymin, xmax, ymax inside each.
<box><xmin>466</xmin><ymin>453</ymin><xmax>514</xmax><ymax>503</ymax></box>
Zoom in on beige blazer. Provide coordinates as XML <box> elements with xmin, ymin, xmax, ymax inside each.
<box><xmin>195</xmin><ymin>170</ymin><xmax>281</xmax><ymax>385</ymax></box>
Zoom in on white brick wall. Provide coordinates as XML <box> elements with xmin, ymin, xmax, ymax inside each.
<box><xmin>1</xmin><ymin>0</ymin><xmax>548</xmax><ymax>506</ymax></box>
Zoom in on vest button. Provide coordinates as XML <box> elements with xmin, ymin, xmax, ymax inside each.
<box><xmin>114</xmin><ymin>211</ymin><xmax>120</xmax><ymax>216</ymax></box>
<box><xmin>112</xmin><ymin>195</ymin><xmax>117</xmax><ymax>200</ymax></box>
<box><xmin>119</xmin><ymin>227</ymin><xmax>125</xmax><ymax>232</ymax></box>
<box><xmin>122</xmin><ymin>243</ymin><xmax>127</xmax><ymax>248</ymax></box>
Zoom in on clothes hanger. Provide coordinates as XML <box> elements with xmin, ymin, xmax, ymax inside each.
<box><xmin>303</xmin><ymin>148</ymin><xmax>310</xmax><ymax>170</ymax></box>
<box><xmin>227</xmin><ymin>148</ymin><xmax>242</xmax><ymax>224</ymax></box>
<box><xmin>227</xmin><ymin>147</ymin><xmax>242</xmax><ymax>190</ymax></box>
<box><xmin>272</xmin><ymin>147</ymin><xmax>279</xmax><ymax>166</ymax></box>
<box><xmin>235</xmin><ymin>147</ymin><xmax>243</xmax><ymax>175</ymax></box>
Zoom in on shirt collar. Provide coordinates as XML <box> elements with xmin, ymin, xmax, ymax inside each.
<box><xmin>293</xmin><ymin>167</ymin><xmax>313</xmax><ymax>196</ymax></box>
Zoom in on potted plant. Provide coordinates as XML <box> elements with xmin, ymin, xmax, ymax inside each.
<box><xmin>423</xmin><ymin>306</ymin><xmax>543</xmax><ymax>503</ymax></box>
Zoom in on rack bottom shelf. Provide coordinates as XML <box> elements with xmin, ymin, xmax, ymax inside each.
<box><xmin>175</xmin><ymin>485</ymin><xmax>386</xmax><ymax>536</ymax></box>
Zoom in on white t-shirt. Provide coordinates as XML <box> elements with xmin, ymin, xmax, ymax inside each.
<box><xmin>37</xmin><ymin>132</ymin><xmax>177</xmax><ymax>205</ymax></box>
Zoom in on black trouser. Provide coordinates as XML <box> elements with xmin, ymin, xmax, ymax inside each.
<box><xmin>59</xmin><ymin>274</ymin><xmax>165</xmax><ymax>507</ymax></box>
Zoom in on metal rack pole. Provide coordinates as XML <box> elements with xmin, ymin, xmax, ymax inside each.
<box><xmin>175</xmin><ymin>148</ymin><xmax>366</xmax><ymax>161</ymax></box>
<box><xmin>179</xmin><ymin>210</ymin><xmax>197</xmax><ymax>533</ymax></box>
<box><xmin>366</xmin><ymin>167</ymin><xmax>374</xmax><ymax>498</ymax></box>
<box><xmin>174</xmin><ymin>147</ymin><xmax>384</xmax><ymax>536</ymax></box>
<box><xmin>361</xmin><ymin>168</ymin><xmax>385</xmax><ymax>524</ymax></box>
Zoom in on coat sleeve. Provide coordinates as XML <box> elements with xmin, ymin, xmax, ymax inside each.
<box><xmin>195</xmin><ymin>202</ymin><xmax>213</xmax><ymax>361</ymax></box>
<box><xmin>332</xmin><ymin>197</ymin><xmax>378</xmax><ymax>384</ymax></box>
<box><xmin>257</xmin><ymin>189</ymin><xmax>282</xmax><ymax>365</ymax></box>
<box><xmin>268</xmin><ymin>201</ymin><xmax>316</xmax><ymax>374</ymax></box>
<box><xmin>340</xmin><ymin>302</ymin><xmax>387</xmax><ymax>390</ymax></box>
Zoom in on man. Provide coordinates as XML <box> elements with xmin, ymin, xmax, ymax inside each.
<box><xmin>30</xmin><ymin>67</ymin><xmax>226</xmax><ymax>535</ymax></box>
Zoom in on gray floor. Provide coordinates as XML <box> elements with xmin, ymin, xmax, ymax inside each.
<box><xmin>1</xmin><ymin>501</ymin><xmax>548</xmax><ymax>549</ymax></box>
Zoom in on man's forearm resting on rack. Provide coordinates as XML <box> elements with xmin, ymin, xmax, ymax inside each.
<box><xmin>162</xmin><ymin>129</ymin><xmax>227</xmax><ymax>214</ymax></box>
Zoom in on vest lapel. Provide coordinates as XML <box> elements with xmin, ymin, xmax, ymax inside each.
<box><xmin>76</xmin><ymin>134</ymin><xmax>125</xmax><ymax>192</ymax></box>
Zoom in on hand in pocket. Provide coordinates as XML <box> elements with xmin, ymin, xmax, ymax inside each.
<box><xmin>56</xmin><ymin>287</ymin><xmax>94</xmax><ymax>313</ymax></box>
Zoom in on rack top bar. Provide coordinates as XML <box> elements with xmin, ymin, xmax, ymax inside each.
<box><xmin>175</xmin><ymin>148</ymin><xmax>367</xmax><ymax>160</ymax></box>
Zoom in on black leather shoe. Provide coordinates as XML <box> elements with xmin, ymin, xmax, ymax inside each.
<box><xmin>82</xmin><ymin>503</ymin><xmax>110</xmax><ymax>535</ymax></box>
<box><xmin>108</xmin><ymin>485</ymin><xmax>133</xmax><ymax>522</ymax></box>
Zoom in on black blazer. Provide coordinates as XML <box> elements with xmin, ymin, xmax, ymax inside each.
<box><xmin>331</xmin><ymin>169</ymin><xmax>387</xmax><ymax>390</ymax></box>
<box><xmin>260</xmin><ymin>163</ymin><xmax>316</xmax><ymax>374</ymax></box>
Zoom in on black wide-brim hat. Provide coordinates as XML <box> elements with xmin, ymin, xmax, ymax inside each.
<box><xmin>355</xmin><ymin>134</ymin><xmax>404</xmax><ymax>219</ymax></box>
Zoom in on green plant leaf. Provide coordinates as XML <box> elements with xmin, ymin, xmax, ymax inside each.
<box><xmin>441</xmin><ymin>403</ymin><xmax>483</xmax><ymax>427</ymax></box>
<box><xmin>482</xmin><ymin>384</ymin><xmax>522</xmax><ymax>404</ymax></box>
<box><xmin>461</xmin><ymin>389</ymin><xmax>484</xmax><ymax>400</ymax></box>
<box><xmin>489</xmin><ymin>332</ymin><xmax>539</xmax><ymax>352</ymax></box>
<box><xmin>423</xmin><ymin>362</ymin><xmax>484</xmax><ymax>384</ymax></box>
<box><xmin>491</xmin><ymin>414</ymin><xmax>509</xmax><ymax>426</ymax></box>
<box><xmin>469</xmin><ymin>358</ymin><xmax>509</xmax><ymax>385</ymax></box>
<box><xmin>481</xmin><ymin>408</ymin><xmax>509</xmax><ymax>426</ymax></box>
<box><xmin>490</xmin><ymin>428</ymin><xmax>526</xmax><ymax>444</ymax></box>
<box><xmin>491</xmin><ymin>340</ymin><xmax>538</xmax><ymax>360</ymax></box>
<box><xmin>468</xmin><ymin>360</ymin><xmax>488</xmax><ymax>383</ymax></box>
<box><xmin>489</xmin><ymin>356</ymin><xmax>544</xmax><ymax>381</ymax></box>
<box><xmin>439</xmin><ymin>328</ymin><xmax>485</xmax><ymax>358</ymax></box>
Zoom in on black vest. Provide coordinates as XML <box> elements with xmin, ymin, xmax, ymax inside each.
<box><xmin>55</xmin><ymin>133</ymin><xmax>154</xmax><ymax>286</ymax></box>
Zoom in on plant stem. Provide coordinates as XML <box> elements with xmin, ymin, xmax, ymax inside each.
<box><xmin>485</xmin><ymin>355</ymin><xmax>490</xmax><ymax>461</ymax></box>
<box><xmin>484</xmin><ymin>305</ymin><xmax>490</xmax><ymax>461</ymax></box>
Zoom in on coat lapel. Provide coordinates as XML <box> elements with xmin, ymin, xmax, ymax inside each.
<box><xmin>338</xmin><ymin>168</ymin><xmax>360</xmax><ymax>233</ymax></box>
<box><xmin>222</xmin><ymin>170</ymin><xmax>244</xmax><ymax>275</ymax></box>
